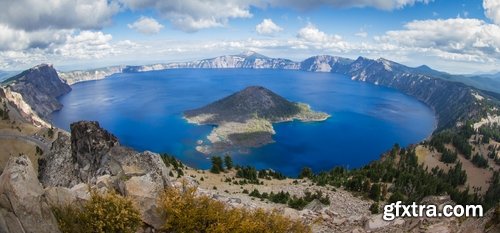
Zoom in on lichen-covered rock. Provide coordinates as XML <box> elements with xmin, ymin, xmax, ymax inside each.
<box><xmin>70</xmin><ymin>121</ymin><xmax>119</xmax><ymax>182</ymax></box>
<box><xmin>0</xmin><ymin>155</ymin><xmax>61</xmax><ymax>233</ymax></box>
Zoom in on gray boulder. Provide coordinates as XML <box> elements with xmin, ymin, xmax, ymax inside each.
<box><xmin>0</xmin><ymin>155</ymin><xmax>61</xmax><ymax>233</ymax></box>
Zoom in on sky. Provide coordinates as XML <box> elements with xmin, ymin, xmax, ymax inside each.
<box><xmin>0</xmin><ymin>0</ymin><xmax>499</xmax><ymax>74</ymax></box>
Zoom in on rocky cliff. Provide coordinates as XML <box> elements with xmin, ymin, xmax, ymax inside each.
<box><xmin>300</xmin><ymin>55</ymin><xmax>353</xmax><ymax>73</ymax></box>
<box><xmin>345</xmin><ymin>57</ymin><xmax>483</xmax><ymax>130</ymax></box>
<box><xmin>298</xmin><ymin>55</ymin><xmax>497</xmax><ymax>130</ymax></box>
<box><xmin>38</xmin><ymin>121</ymin><xmax>172</xmax><ymax>228</ymax></box>
<box><xmin>2</xmin><ymin>64</ymin><xmax>71</xmax><ymax>119</ymax></box>
<box><xmin>2</xmin><ymin>123</ymin><xmax>498</xmax><ymax>233</ymax></box>
<box><xmin>58</xmin><ymin>66</ymin><xmax>124</xmax><ymax>85</ymax></box>
<box><xmin>123</xmin><ymin>51</ymin><xmax>300</xmax><ymax>73</ymax></box>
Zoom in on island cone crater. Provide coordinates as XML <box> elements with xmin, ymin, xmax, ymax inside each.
<box><xmin>184</xmin><ymin>86</ymin><xmax>330</xmax><ymax>154</ymax></box>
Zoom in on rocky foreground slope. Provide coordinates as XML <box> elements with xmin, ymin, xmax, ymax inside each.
<box><xmin>0</xmin><ymin>121</ymin><xmax>170</xmax><ymax>232</ymax></box>
<box><xmin>1</xmin><ymin>121</ymin><xmax>498</xmax><ymax>233</ymax></box>
<box><xmin>184</xmin><ymin>86</ymin><xmax>329</xmax><ymax>153</ymax></box>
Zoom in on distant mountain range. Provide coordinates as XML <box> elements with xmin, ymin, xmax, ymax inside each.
<box><xmin>2</xmin><ymin>51</ymin><xmax>499</xmax><ymax>131</ymax></box>
<box><xmin>56</xmin><ymin>51</ymin><xmax>500</xmax><ymax>95</ymax></box>
<box><xmin>123</xmin><ymin>51</ymin><xmax>300</xmax><ymax>72</ymax></box>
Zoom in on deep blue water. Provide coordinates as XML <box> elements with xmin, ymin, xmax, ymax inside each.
<box><xmin>51</xmin><ymin>69</ymin><xmax>436</xmax><ymax>176</ymax></box>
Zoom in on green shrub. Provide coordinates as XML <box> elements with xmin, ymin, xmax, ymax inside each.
<box><xmin>369</xmin><ymin>202</ymin><xmax>380</xmax><ymax>214</ymax></box>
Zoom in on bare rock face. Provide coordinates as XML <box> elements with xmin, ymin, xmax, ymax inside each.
<box><xmin>38</xmin><ymin>131</ymin><xmax>79</xmax><ymax>187</ymax></box>
<box><xmin>0</xmin><ymin>155</ymin><xmax>61</xmax><ymax>233</ymax></box>
<box><xmin>70</xmin><ymin>121</ymin><xmax>119</xmax><ymax>182</ymax></box>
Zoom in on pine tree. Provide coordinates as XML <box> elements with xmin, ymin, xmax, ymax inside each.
<box><xmin>369</xmin><ymin>183</ymin><xmax>381</xmax><ymax>201</ymax></box>
<box><xmin>299</xmin><ymin>167</ymin><xmax>313</xmax><ymax>179</ymax></box>
<box><xmin>210</xmin><ymin>156</ymin><xmax>224</xmax><ymax>174</ymax></box>
<box><xmin>224</xmin><ymin>155</ymin><xmax>233</xmax><ymax>170</ymax></box>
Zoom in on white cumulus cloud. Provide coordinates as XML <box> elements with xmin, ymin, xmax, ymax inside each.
<box><xmin>0</xmin><ymin>24</ymin><xmax>30</xmax><ymax>50</ymax></box>
<box><xmin>0</xmin><ymin>0</ymin><xmax>119</xmax><ymax>31</ymax></box>
<box><xmin>256</xmin><ymin>19</ymin><xmax>283</xmax><ymax>36</ymax></box>
<box><xmin>53</xmin><ymin>31</ymin><xmax>116</xmax><ymax>59</ymax></box>
<box><xmin>0</xmin><ymin>29</ymin><xmax>125</xmax><ymax>69</ymax></box>
<box><xmin>119</xmin><ymin>0</ymin><xmax>255</xmax><ymax>32</ymax></box>
<box><xmin>484</xmin><ymin>0</ymin><xmax>500</xmax><ymax>25</ymax></box>
<box><xmin>297</xmin><ymin>23</ymin><xmax>342</xmax><ymax>43</ymax></box>
<box><xmin>128</xmin><ymin>17</ymin><xmax>164</xmax><ymax>35</ymax></box>
<box><xmin>268</xmin><ymin>0</ymin><xmax>432</xmax><ymax>11</ymax></box>
<box><xmin>294</xmin><ymin>23</ymin><xmax>351</xmax><ymax>53</ymax></box>
<box><xmin>376</xmin><ymin>18</ymin><xmax>500</xmax><ymax>62</ymax></box>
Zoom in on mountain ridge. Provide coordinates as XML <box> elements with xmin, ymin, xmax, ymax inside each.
<box><xmin>2</xmin><ymin>64</ymin><xmax>71</xmax><ymax>119</ymax></box>
<box><xmin>5</xmin><ymin>53</ymin><xmax>500</xmax><ymax>132</ymax></box>
<box><xmin>56</xmin><ymin>53</ymin><xmax>500</xmax><ymax>94</ymax></box>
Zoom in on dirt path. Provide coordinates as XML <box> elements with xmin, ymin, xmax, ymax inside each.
<box><xmin>0</xmin><ymin>133</ymin><xmax>49</xmax><ymax>152</ymax></box>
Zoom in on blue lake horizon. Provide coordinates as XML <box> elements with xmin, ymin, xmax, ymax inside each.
<box><xmin>51</xmin><ymin>68</ymin><xmax>436</xmax><ymax>177</ymax></box>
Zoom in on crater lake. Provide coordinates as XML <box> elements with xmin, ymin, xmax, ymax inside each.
<box><xmin>51</xmin><ymin>69</ymin><xmax>436</xmax><ymax>176</ymax></box>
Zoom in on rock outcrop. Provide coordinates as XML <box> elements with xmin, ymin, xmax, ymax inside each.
<box><xmin>2</xmin><ymin>64</ymin><xmax>71</xmax><ymax>119</ymax></box>
<box><xmin>38</xmin><ymin>132</ymin><xmax>78</xmax><ymax>187</ymax></box>
<box><xmin>70</xmin><ymin>121</ymin><xmax>119</xmax><ymax>183</ymax></box>
<box><xmin>0</xmin><ymin>155</ymin><xmax>61</xmax><ymax>233</ymax></box>
<box><xmin>38</xmin><ymin>121</ymin><xmax>172</xmax><ymax>228</ymax></box>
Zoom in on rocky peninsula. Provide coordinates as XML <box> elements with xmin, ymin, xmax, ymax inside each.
<box><xmin>184</xmin><ymin>86</ymin><xmax>330</xmax><ymax>154</ymax></box>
